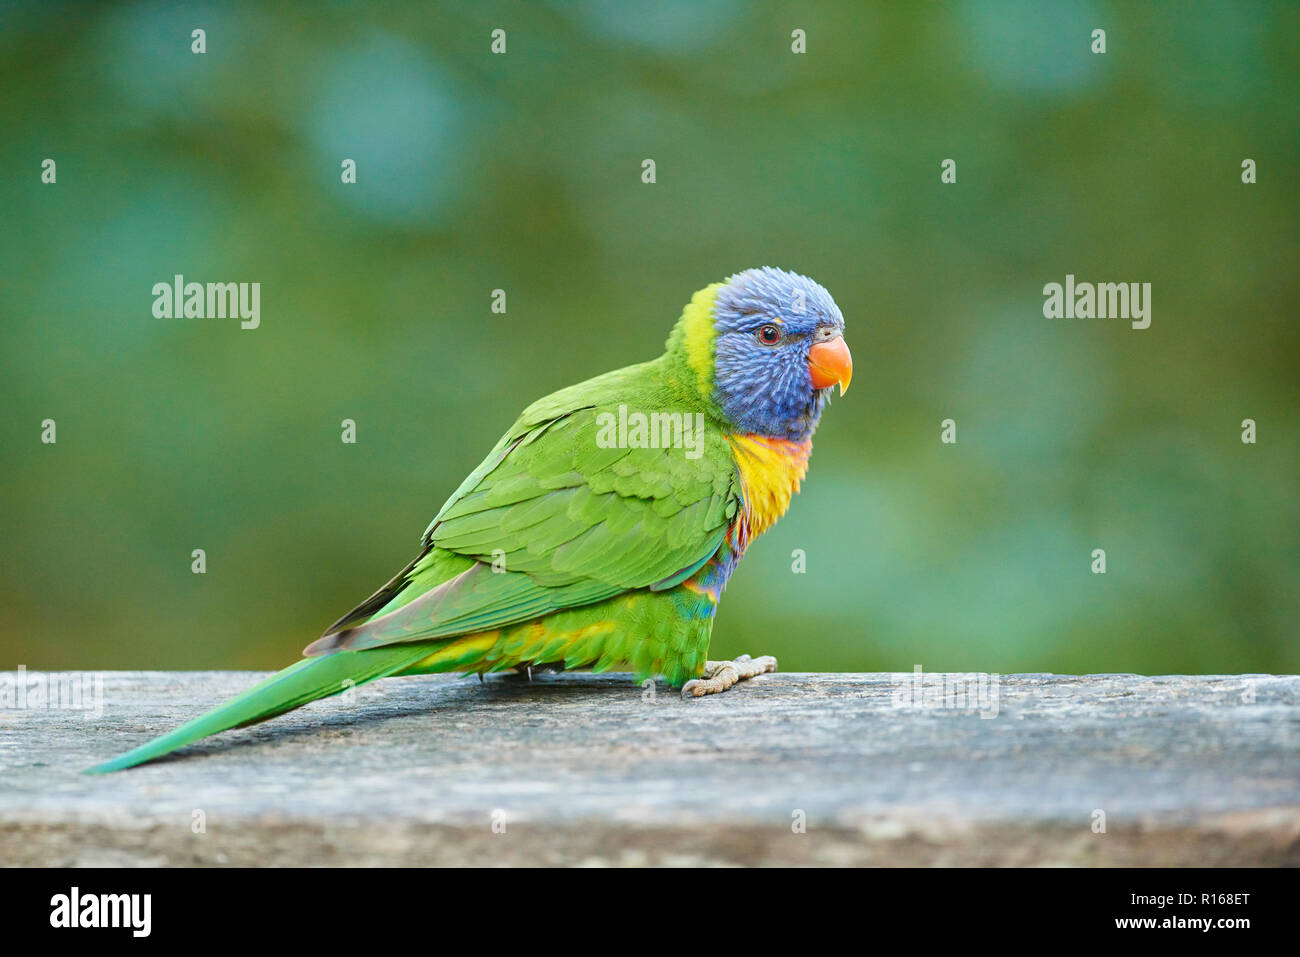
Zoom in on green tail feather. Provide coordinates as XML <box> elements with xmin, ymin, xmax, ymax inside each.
<box><xmin>87</xmin><ymin>644</ymin><xmax>442</xmax><ymax>773</ymax></box>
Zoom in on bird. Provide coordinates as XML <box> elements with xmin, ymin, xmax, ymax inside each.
<box><xmin>89</xmin><ymin>266</ymin><xmax>851</xmax><ymax>772</ymax></box>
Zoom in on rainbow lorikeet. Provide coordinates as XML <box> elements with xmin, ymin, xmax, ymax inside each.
<box><xmin>90</xmin><ymin>267</ymin><xmax>852</xmax><ymax>772</ymax></box>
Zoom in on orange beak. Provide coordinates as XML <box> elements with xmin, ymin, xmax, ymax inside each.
<box><xmin>808</xmin><ymin>335</ymin><xmax>853</xmax><ymax>395</ymax></box>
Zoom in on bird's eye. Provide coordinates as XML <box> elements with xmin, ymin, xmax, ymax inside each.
<box><xmin>757</xmin><ymin>324</ymin><xmax>780</xmax><ymax>345</ymax></box>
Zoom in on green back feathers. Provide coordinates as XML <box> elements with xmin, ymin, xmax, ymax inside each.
<box><xmin>310</xmin><ymin>337</ymin><xmax>742</xmax><ymax>655</ymax></box>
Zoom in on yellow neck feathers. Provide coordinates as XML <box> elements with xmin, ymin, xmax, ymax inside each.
<box><xmin>677</xmin><ymin>283</ymin><xmax>722</xmax><ymax>401</ymax></box>
<box><xmin>727</xmin><ymin>433</ymin><xmax>813</xmax><ymax>539</ymax></box>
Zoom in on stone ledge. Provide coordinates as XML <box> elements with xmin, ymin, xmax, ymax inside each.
<box><xmin>2</xmin><ymin>671</ymin><xmax>1297</xmax><ymax>866</ymax></box>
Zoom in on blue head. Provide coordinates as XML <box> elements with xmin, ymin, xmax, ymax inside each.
<box><xmin>707</xmin><ymin>267</ymin><xmax>851</xmax><ymax>441</ymax></box>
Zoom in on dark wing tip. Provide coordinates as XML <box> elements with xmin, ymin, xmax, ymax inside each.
<box><xmin>303</xmin><ymin>631</ymin><xmax>350</xmax><ymax>656</ymax></box>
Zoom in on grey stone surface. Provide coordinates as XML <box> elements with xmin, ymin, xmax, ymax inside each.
<box><xmin>2</xmin><ymin>670</ymin><xmax>1297</xmax><ymax>866</ymax></box>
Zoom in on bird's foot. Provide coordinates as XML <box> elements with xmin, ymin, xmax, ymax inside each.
<box><xmin>500</xmin><ymin>662</ymin><xmax>562</xmax><ymax>682</ymax></box>
<box><xmin>680</xmin><ymin>654</ymin><xmax>777</xmax><ymax>699</ymax></box>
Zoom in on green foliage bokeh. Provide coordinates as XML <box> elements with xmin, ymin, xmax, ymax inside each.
<box><xmin>1</xmin><ymin>1</ymin><xmax>1296</xmax><ymax>674</ymax></box>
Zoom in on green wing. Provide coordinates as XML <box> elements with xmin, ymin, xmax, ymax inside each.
<box><xmin>307</xmin><ymin>362</ymin><xmax>740</xmax><ymax>654</ymax></box>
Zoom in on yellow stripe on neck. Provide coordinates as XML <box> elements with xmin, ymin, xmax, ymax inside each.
<box><xmin>727</xmin><ymin>434</ymin><xmax>813</xmax><ymax>539</ymax></box>
<box><xmin>680</xmin><ymin>283</ymin><xmax>722</xmax><ymax>401</ymax></box>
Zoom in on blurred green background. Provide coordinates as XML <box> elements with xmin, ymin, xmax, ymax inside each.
<box><xmin>1</xmin><ymin>1</ymin><xmax>1296</xmax><ymax>675</ymax></box>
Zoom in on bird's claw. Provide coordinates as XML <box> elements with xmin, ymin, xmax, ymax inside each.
<box><xmin>680</xmin><ymin>654</ymin><xmax>777</xmax><ymax>699</ymax></box>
